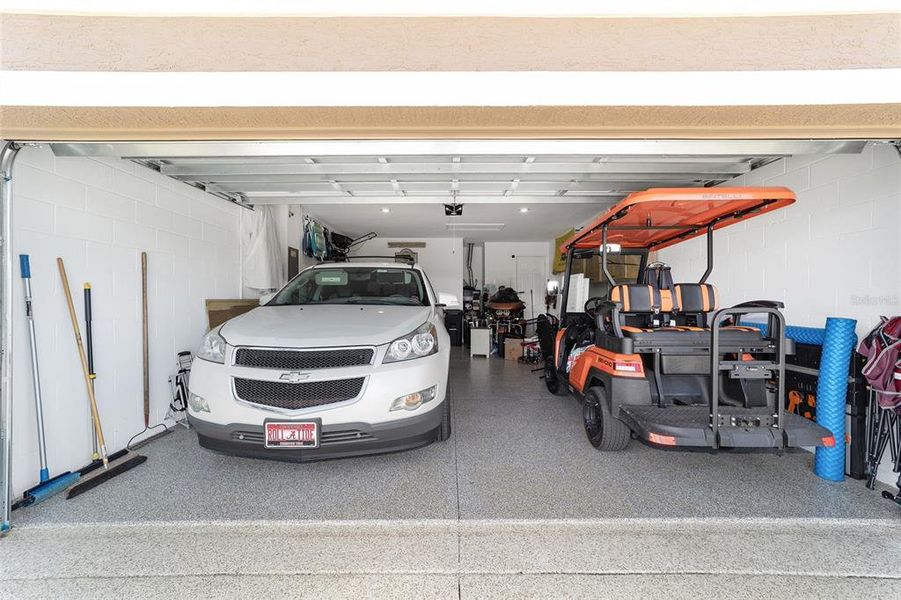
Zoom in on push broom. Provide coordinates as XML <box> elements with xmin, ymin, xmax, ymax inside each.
<box><xmin>57</xmin><ymin>257</ymin><xmax>146</xmax><ymax>499</ymax></box>
<box><xmin>13</xmin><ymin>255</ymin><xmax>80</xmax><ymax>508</ymax></box>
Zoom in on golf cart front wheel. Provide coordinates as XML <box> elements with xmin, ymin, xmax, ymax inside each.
<box><xmin>583</xmin><ymin>387</ymin><xmax>630</xmax><ymax>451</ymax></box>
<box><xmin>545</xmin><ymin>362</ymin><xmax>569</xmax><ymax>396</ymax></box>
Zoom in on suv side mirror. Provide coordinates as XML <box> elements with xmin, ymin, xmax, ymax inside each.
<box><xmin>259</xmin><ymin>292</ymin><xmax>275</xmax><ymax>306</ymax></box>
<box><xmin>436</xmin><ymin>292</ymin><xmax>460</xmax><ymax>308</ymax></box>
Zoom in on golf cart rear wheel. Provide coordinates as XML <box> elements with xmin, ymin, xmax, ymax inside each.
<box><xmin>583</xmin><ymin>386</ymin><xmax>630</xmax><ymax>451</ymax></box>
<box><xmin>544</xmin><ymin>362</ymin><xmax>569</xmax><ymax>396</ymax></box>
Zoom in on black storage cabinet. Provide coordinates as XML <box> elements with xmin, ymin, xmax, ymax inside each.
<box><xmin>444</xmin><ymin>310</ymin><xmax>464</xmax><ymax>346</ymax></box>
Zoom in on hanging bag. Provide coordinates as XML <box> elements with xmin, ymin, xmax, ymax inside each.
<box><xmin>858</xmin><ymin>316</ymin><xmax>901</xmax><ymax>410</ymax></box>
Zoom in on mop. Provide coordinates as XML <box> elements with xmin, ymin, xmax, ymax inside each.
<box><xmin>56</xmin><ymin>257</ymin><xmax>146</xmax><ymax>500</ymax></box>
<box><xmin>13</xmin><ymin>255</ymin><xmax>79</xmax><ymax>508</ymax></box>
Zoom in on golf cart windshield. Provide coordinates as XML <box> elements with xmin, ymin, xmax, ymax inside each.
<box><xmin>270</xmin><ymin>267</ymin><xmax>430</xmax><ymax>307</ymax></box>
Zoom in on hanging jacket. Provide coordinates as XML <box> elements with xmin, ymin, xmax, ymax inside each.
<box><xmin>322</xmin><ymin>227</ymin><xmax>332</xmax><ymax>260</ymax></box>
<box><xmin>313</xmin><ymin>222</ymin><xmax>327</xmax><ymax>260</ymax></box>
<box><xmin>302</xmin><ymin>219</ymin><xmax>314</xmax><ymax>257</ymax></box>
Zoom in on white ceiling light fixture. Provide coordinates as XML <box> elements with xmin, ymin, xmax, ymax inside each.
<box><xmin>519</xmin><ymin>207</ymin><xmax>529</xmax><ymax>213</ymax></box>
<box><xmin>380</xmin><ymin>207</ymin><xmax>391</xmax><ymax>213</ymax></box>
<box><xmin>444</xmin><ymin>223</ymin><xmax>505</xmax><ymax>232</ymax></box>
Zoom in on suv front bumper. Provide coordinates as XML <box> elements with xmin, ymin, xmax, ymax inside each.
<box><xmin>188</xmin><ymin>400</ymin><xmax>445</xmax><ymax>462</ymax></box>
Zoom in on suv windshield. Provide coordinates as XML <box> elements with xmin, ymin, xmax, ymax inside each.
<box><xmin>270</xmin><ymin>266</ymin><xmax>430</xmax><ymax>307</ymax></box>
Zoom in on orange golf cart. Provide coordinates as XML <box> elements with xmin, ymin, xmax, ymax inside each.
<box><xmin>537</xmin><ymin>187</ymin><xmax>835</xmax><ymax>451</ymax></box>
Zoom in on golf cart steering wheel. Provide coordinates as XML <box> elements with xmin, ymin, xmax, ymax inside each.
<box><xmin>584</xmin><ymin>297</ymin><xmax>606</xmax><ymax>319</ymax></box>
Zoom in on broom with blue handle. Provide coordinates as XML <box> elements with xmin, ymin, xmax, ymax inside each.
<box><xmin>15</xmin><ymin>255</ymin><xmax>79</xmax><ymax>508</ymax></box>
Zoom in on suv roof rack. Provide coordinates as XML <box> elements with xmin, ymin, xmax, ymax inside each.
<box><xmin>330</xmin><ymin>255</ymin><xmax>415</xmax><ymax>266</ymax></box>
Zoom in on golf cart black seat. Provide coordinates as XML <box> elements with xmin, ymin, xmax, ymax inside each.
<box><xmin>606</xmin><ymin>283</ymin><xmax>766</xmax><ymax>351</ymax></box>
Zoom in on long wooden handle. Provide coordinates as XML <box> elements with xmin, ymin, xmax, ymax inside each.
<box><xmin>141</xmin><ymin>252</ymin><xmax>149</xmax><ymax>428</ymax></box>
<box><xmin>57</xmin><ymin>257</ymin><xmax>108</xmax><ymax>466</ymax></box>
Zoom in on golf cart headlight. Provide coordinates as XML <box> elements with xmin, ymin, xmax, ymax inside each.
<box><xmin>390</xmin><ymin>385</ymin><xmax>438</xmax><ymax>412</ymax></box>
<box><xmin>384</xmin><ymin>323</ymin><xmax>438</xmax><ymax>363</ymax></box>
<box><xmin>188</xmin><ymin>392</ymin><xmax>210</xmax><ymax>413</ymax></box>
<box><xmin>196</xmin><ymin>328</ymin><xmax>227</xmax><ymax>364</ymax></box>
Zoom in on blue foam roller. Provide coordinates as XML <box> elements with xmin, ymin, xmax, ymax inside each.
<box><xmin>786</xmin><ymin>325</ymin><xmax>827</xmax><ymax>346</ymax></box>
<box><xmin>814</xmin><ymin>317</ymin><xmax>857</xmax><ymax>482</ymax></box>
<box><xmin>740</xmin><ymin>321</ymin><xmax>827</xmax><ymax>346</ymax></box>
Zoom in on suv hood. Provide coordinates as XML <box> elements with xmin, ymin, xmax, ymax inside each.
<box><xmin>220</xmin><ymin>305</ymin><xmax>433</xmax><ymax>348</ymax></box>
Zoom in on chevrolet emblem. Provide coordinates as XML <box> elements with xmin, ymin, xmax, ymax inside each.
<box><xmin>279</xmin><ymin>372</ymin><xmax>311</xmax><ymax>383</ymax></box>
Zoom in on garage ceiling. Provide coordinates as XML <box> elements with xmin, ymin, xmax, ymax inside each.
<box><xmin>158</xmin><ymin>155</ymin><xmax>757</xmax><ymax>201</ymax></box>
<box><xmin>50</xmin><ymin>139</ymin><xmax>869</xmax><ymax>240</ymax></box>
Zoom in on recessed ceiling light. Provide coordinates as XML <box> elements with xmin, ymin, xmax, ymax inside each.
<box><xmin>380</xmin><ymin>207</ymin><xmax>390</xmax><ymax>213</ymax></box>
<box><xmin>519</xmin><ymin>207</ymin><xmax>529</xmax><ymax>213</ymax></box>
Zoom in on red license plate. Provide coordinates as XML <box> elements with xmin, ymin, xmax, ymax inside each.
<box><xmin>264</xmin><ymin>421</ymin><xmax>319</xmax><ymax>449</ymax></box>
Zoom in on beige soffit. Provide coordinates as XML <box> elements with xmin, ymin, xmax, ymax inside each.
<box><xmin>3</xmin><ymin>105</ymin><xmax>901</xmax><ymax>141</ymax></box>
<box><xmin>2</xmin><ymin>13</ymin><xmax>900</xmax><ymax>72</ymax></box>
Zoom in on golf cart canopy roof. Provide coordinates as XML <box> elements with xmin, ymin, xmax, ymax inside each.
<box><xmin>562</xmin><ymin>187</ymin><xmax>796</xmax><ymax>253</ymax></box>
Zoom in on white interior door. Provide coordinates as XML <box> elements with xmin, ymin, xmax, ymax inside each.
<box><xmin>515</xmin><ymin>256</ymin><xmax>547</xmax><ymax>321</ymax></box>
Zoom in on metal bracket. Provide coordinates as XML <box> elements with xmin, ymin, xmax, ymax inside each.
<box><xmin>719</xmin><ymin>360</ymin><xmax>774</xmax><ymax>380</ymax></box>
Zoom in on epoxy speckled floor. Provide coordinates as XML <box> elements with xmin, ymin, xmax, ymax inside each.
<box><xmin>11</xmin><ymin>350</ymin><xmax>900</xmax><ymax>525</ymax></box>
<box><xmin>3</xmin><ymin>351</ymin><xmax>900</xmax><ymax>598</ymax></box>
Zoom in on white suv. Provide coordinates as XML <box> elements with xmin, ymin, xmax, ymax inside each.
<box><xmin>187</xmin><ymin>261</ymin><xmax>453</xmax><ymax>461</ymax></box>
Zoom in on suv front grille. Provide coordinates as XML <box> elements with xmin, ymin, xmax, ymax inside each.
<box><xmin>233</xmin><ymin>377</ymin><xmax>365</xmax><ymax>410</ymax></box>
<box><xmin>234</xmin><ymin>348</ymin><xmax>374</xmax><ymax>370</ymax></box>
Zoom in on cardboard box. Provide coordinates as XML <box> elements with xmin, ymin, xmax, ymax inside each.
<box><xmin>504</xmin><ymin>337</ymin><xmax>523</xmax><ymax>361</ymax></box>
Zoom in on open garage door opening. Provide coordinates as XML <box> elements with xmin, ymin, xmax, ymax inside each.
<box><xmin>1</xmin><ymin>137</ymin><xmax>898</xmax><ymax>596</ymax></box>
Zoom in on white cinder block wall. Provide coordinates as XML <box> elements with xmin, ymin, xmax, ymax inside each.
<box><xmin>658</xmin><ymin>143</ymin><xmax>900</xmax><ymax>485</ymax></box>
<box><xmin>9</xmin><ymin>146</ymin><xmax>242</xmax><ymax>497</ymax></box>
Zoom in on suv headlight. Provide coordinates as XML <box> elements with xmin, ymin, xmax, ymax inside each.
<box><xmin>196</xmin><ymin>327</ymin><xmax>227</xmax><ymax>364</ymax></box>
<box><xmin>384</xmin><ymin>322</ymin><xmax>438</xmax><ymax>363</ymax></box>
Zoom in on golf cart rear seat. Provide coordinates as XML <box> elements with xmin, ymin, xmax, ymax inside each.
<box><xmin>605</xmin><ymin>283</ymin><xmax>767</xmax><ymax>351</ymax></box>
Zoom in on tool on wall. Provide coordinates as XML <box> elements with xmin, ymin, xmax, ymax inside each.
<box><xmin>83</xmin><ymin>283</ymin><xmax>100</xmax><ymax>461</ymax></box>
<box><xmin>124</xmin><ymin>252</ymin><xmax>173</xmax><ymax>450</ymax></box>
<box><xmin>13</xmin><ymin>255</ymin><xmax>80</xmax><ymax>508</ymax></box>
<box><xmin>57</xmin><ymin>257</ymin><xmax>146</xmax><ymax>499</ymax></box>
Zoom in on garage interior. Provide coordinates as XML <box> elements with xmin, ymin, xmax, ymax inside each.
<box><xmin>0</xmin><ymin>137</ymin><xmax>899</xmax><ymax>596</ymax></box>
<box><xmin>2</xmin><ymin>6</ymin><xmax>901</xmax><ymax>598</ymax></box>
